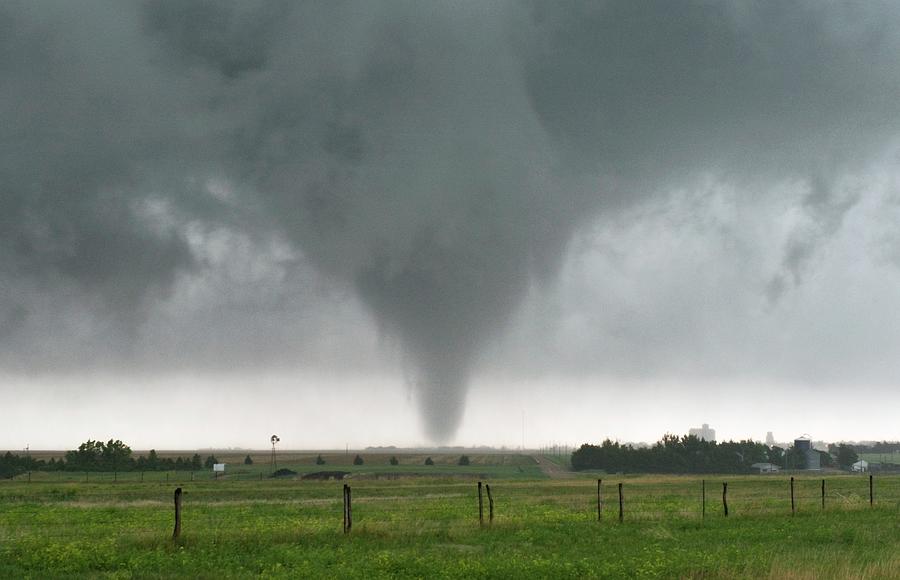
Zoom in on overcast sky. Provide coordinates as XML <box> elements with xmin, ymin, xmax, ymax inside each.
<box><xmin>3</xmin><ymin>1</ymin><xmax>900</xmax><ymax>449</ymax></box>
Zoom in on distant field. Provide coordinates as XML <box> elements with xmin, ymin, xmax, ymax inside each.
<box><xmin>8</xmin><ymin>452</ymin><xmax>543</xmax><ymax>483</ymax></box>
<box><xmin>2</xmin><ymin>464</ymin><xmax>898</xmax><ymax>578</ymax></box>
<box><xmin>858</xmin><ymin>451</ymin><xmax>900</xmax><ymax>465</ymax></box>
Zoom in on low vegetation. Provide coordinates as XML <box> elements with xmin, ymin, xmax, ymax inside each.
<box><xmin>1</xmin><ymin>470</ymin><xmax>897</xmax><ymax>578</ymax></box>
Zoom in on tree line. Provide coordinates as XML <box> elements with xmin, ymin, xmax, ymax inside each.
<box><xmin>569</xmin><ymin>434</ymin><xmax>875</xmax><ymax>473</ymax></box>
<box><xmin>1</xmin><ymin>439</ymin><xmax>223</xmax><ymax>478</ymax></box>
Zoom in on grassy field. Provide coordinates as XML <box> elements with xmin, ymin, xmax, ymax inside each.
<box><xmin>1</xmin><ymin>459</ymin><xmax>898</xmax><ymax>578</ymax></box>
<box><xmin>9</xmin><ymin>452</ymin><xmax>543</xmax><ymax>483</ymax></box>
<box><xmin>858</xmin><ymin>451</ymin><xmax>900</xmax><ymax>466</ymax></box>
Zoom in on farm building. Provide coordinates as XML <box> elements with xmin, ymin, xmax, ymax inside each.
<box><xmin>689</xmin><ymin>423</ymin><xmax>716</xmax><ymax>442</ymax></box>
<box><xmin>750</xmin><ymin>462</ymin><xmax>781</xmax><ymax>474</ymax></box>
<box><xmin>794</xmin><ymin>436</ymin><xmax>820</xmax><ymax>470</ymax></box>
<box><xmin>851</xmin><ymin>460</ymin><xmax>869</xmax><ymax>472</ymax></box>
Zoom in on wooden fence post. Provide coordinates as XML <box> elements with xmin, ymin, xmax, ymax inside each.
<box><xmin>343</xmin><ymin>484</ymin><xmax>353</xmax><ymax>533</ymax></box>
<box><xmin>618</xmin><ymin>483</ymin><xmax>623</xmax><ymax>523</ymax></box>
<box><xmin>790</xmin><ymin>477</ymin><xmax>795</xmax><ymax>516</ymax></box>
<box><xmin>172</xmin><ymin>487</ymin><xmax>182</xmax><ymax>539</ymax></box>
<box><xmin>722</xmin><ymin>482</ymin><xmax>728</xmax><ymax>517</ymax></box>
<box><xmin>486</xmin><ymin>484</ymin><xmax>494</xmax><ymax>524</ymax></box>
<box><xmin>821</xmin><ymin>479</ymin><xmax>825</xmax><ymax>510</ymax></box>
<box><xmin>869</xmin><ymin>475</ymin><xmax>873</xmax><ymax>507</ymax></box>
<box><xmin>701</xmin><ymin>480</ymin><xmax>706</xmax><ymax>519</ymax></box>
<box><xmin>478</xmin><ymin>481</ymin><xmax>484</xmax><ymax>526</ymax></box>
<box><xmin>597</xmin><ymin>479</ymin><xmax>602</xmax><ymax>521</ymax></box>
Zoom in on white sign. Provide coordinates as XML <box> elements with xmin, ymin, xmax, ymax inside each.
<box><xmin>213</xmin><ymin>463</ymin><xmax>226</xmax><ymax>472</ymax></box>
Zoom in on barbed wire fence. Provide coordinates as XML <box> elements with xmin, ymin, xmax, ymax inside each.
<box><xmin>1</xmin><ymin>474</ymin><xmax>897</xmax><ymax>544</ymax></box>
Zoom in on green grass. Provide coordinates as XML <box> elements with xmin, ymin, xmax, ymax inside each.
<box><xmin>858</xmin><ymin>451</ymin><xmax>900</xmax><ymax>466</ymax></box>
<box><xmin>12</xmin><ymin>453</ymin><xmax>543</xmax><ymax>484</ymax></box>
<box><xmin>1</xmin><ymin>469</ymin><xmax>898</xmax><ymax>578</ymax></box>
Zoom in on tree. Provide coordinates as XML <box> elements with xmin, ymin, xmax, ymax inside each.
<box><xmin>458</xmin><ymin>455</ymin><xmax>470</xmax><ymax>466</ymax></box>
<box><xmin>353</xmin><ymin>454</ymin><xmax>364</xmax><ymax>465</ymax></box>
<box><xmin>244</xmin><ymin>454</ymin><xmax>253</xmax><ymax>465</ymax></box>
<box><xmin>101</xmin><ymin>439</ymin><xmax>132</xmax><ymax>472</ymax></box>
<box><xmin>315</xmin><ymin>454</ymin><xmax>325</xmax><ymax>465</ymax></box>
<box><xmin>191</xmin><ymin>454</ymin><xmax>202</xmax><ymax>470</ymax></box>
<box><xmin>147</xmin><ymin>449</ymin><xmax>160</xmax><ymax>471</ymax></box>
<box><xmin>65</xmin><ymin>440</ymin><xmax>103</xmax><ymax>471</ymax></box>
<box><xmin>389</xmin><ymin>456</ymin><xmax>399</xmax><ymax>466</ymax></box>
<box><xmin>204</xmin><ymin>455</ymin><xmax>218</xmax><ymax>469</ymax></box>
<box><xmin>424</xmin><ymin>457</ymin><xmax>434</xmax><ymax>466</ymax></box>
<box><xmin>836</xmin><ymin>444</ymin><xmax>859</xmax><ymax>470</ymax></box>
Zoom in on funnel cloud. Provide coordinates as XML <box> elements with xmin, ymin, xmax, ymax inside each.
<box><xmin>3</xmin><ymin>2</ymin><xmax>900</xmax><ymax>442</ymax></box>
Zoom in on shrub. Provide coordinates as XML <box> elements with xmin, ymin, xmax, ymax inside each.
<box><xmin>316</xmin><ymin>454</ymin><xmax>326</xmax><ymax>465</ymax></box>
<box><xmin>243</xmin><ymin>455</ymin><xmax>253</xmax><ymax>465</ymax></box>
<box><xmin>424</xmin><ymin>457</ymin><xmax>434</xmax><ymax>466</ymax></box>
<box><xmin>389</xmin><ymin>456</ymin><xmax>399</xmax><ymax>465</ymax></box>
<box><xmin>353</xmin><ymin>454</ymin><xmax>364</xmax><ymax>465</ymax></box>
<box><xmin>270</xmin><ymin>468</ymin><xmax>297</xmax><ymax>478</ymax></box>
<box><xmin>458</xmin><ymin>455</ymin><xmax>470</xmax><ymax>466</ymax></box>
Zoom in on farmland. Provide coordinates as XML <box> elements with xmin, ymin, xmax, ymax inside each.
<box><xmin>1</xmin><ymin>454</ymin><xmax>898</xmax><ymax>578</ymax></box>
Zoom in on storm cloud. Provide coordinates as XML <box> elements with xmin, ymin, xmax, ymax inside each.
<box><xmin>2</xmin><ymin>1</ymin><xmax>900</xmax><ymax>442</ymax></box>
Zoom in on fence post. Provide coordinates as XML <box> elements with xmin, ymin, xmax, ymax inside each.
<box><xmin>722</xmin><ymin>482</ymin><xmax>728</xmax><ymax>517</ymax></box>
<box><xmin>869</xmin><ymin>474</ymin><xmax>873</xmax><ymax>507</ymax></box>
<box><xmin>172</xmin><ymin>487</ymin><xmax>182</xmax><ymax>539</ymax></box>
<box><xmin>701</xmin><ymin>479</ymin><xmax>706</xmax><ymax>519</ymax></box>
<box><xmin>486</xmin><ymin>484</ymin><xmax>494</xmax><ymax>524</ymax></box>
<box><xmin>618</xmin><ymin>483</ymin><xmax>623</xmax><ymax>523</ymax></box>
<box><xmin>141</xmin><ymin>471</ymin><xmax>144</xmax><ymax>483</ymax></box>
<box><xmin>343</xmin><ymin>484</ymin><xmax>353</xmax><ymax>533</ymax></box>
<box><xmin>478</xmin><ymin>481</ymin><xmax>484</xmax><ymax>526</ymax></box>
<box><xmin>790</xmin><ymin>477</ymin><xmax>795</xmax><ymax>516</ymax></box>
<box><xmin>597</xmin><ymin>479</ymin><xmax>602</xmax><ymax>521</ymax></box>
<box><xmin>821</xmin><ymin>479</ymin><xmax>825</xmax><ymax>510</ymax></box>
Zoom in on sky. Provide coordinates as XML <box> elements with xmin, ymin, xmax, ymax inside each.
<box><xmin>2</xmin><ymin>1</ymin><xmax>900</xmax><ymax>450</ymax></box>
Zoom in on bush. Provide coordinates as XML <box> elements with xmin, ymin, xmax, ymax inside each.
<box><xmin>389</xmin><ymin>456</ymin><xmax>399</xmax><ymax>466</ymax></box>
<box><xmin>424</xmin><ymin>457</ymin><xmax>434</xmax><ymax>466</ymax></box>
<box><xmin>458</xmin><ymin>455</ymin><xmax>470</xmax><ymax>466</ymax></box>
<box><xmin>243</xmin><ymin>455</ymin><xmax>253</xmax><ymax>465</ymax></box>
<box><xmin>353</xmin><ymin>454</ymin><xmax>364</xmax><ymax>465</ymax></box>
<box><xmin>204</xmin><ymin>455</ymin><xmax>218</xmax><ymax>469</ymax></box>
<box><xmin>316</xmin><ymin>454</ymin><xmax>326</xmax><ymax>465</ymax></box>
<box><xmin>270</xmin><ymin>468</ymin><xmax>297</xmax><ymax>478</ymax></box>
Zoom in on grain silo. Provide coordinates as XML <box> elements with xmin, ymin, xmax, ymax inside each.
<box><xmin>794</xmin><ymin>435</ymin><xmax>820</xmax><ymax>470</ymax></box>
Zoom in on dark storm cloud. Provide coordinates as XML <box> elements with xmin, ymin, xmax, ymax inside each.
<box><xmin>2</xmin><ymin>1</ymin><xmax>900</xmax><ymax>440</ymax></box>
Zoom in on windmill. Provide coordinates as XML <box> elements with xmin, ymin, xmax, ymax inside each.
<box><xmin>270</xmin><ymin>435</ymin><xmax>280</xmax><ymax>473</ymax></box>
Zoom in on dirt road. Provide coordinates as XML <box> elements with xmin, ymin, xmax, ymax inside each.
<box><xmin>533</xmin><ymin>455</ymin><xmax>575</xmax><ymax>479</ymax></box>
